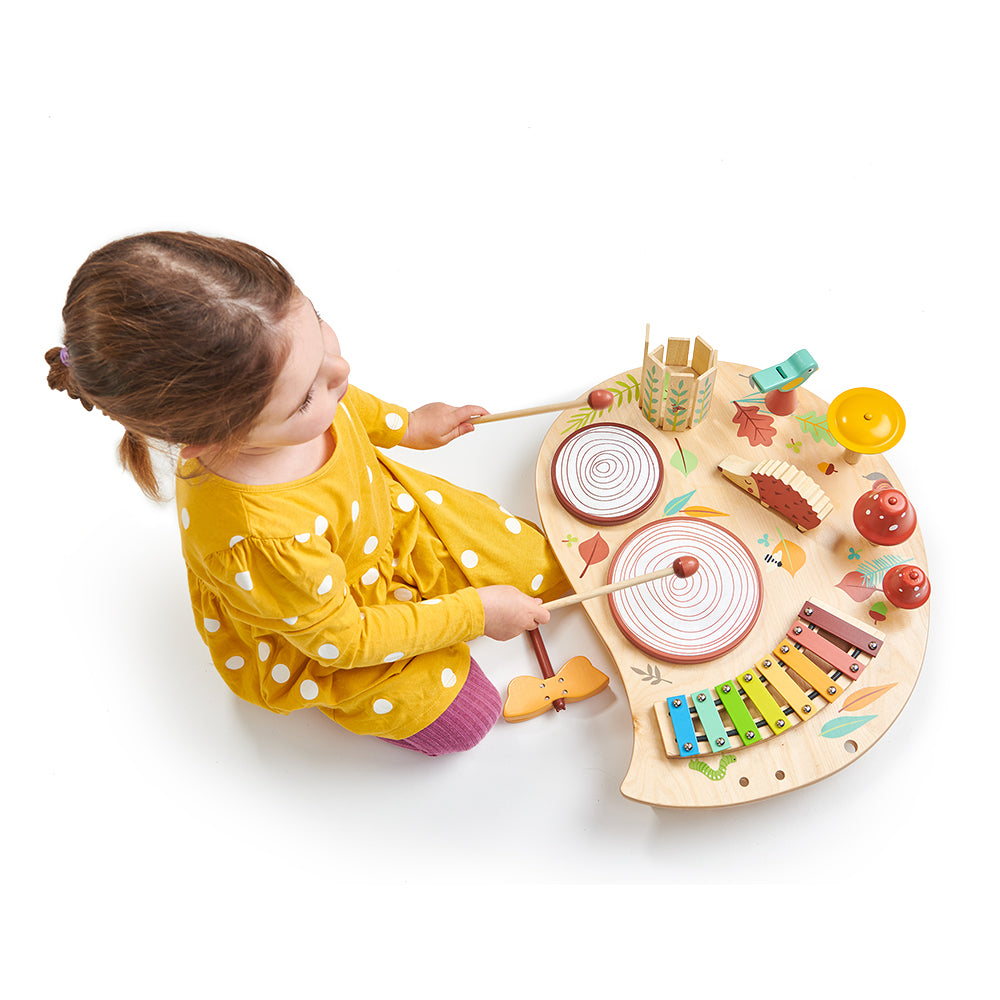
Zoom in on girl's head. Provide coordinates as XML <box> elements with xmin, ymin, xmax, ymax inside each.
<box><xmin>46</xmin><ymin>231</ymin><xmax>299</xmax><ymax>499</ymax></box>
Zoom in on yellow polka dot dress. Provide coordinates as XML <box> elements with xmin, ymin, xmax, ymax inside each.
<box><xmin>176</xmin><ymin>386</ymin><xmax>568</xmax><ymax>739</ymax></box>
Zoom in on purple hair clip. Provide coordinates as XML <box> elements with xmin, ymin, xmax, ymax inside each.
<box><xmin>60</xmin><ymin>347</ymin><xmax>70</xmax><ymax>366</ymax></box>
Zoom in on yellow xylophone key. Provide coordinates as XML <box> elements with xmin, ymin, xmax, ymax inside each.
<box><xmin>756</xmin><ymin>655</ymin><xmax>815</xmax><ymax>720</ymax></box>
<box><xmin>737</xmin><ymin>669</ymin><xmax>796</xmax><ymax>736</ymax></box>
<box><xmin>772</xmin><ymin>641</ymin><xmax>843</xmax><ymax>702</ymax></box>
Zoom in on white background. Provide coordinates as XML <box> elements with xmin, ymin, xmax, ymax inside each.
<box><xmin>5</xmin><ymin>1</ymin><xmax>995</xmax><ymax>994</ymax></box>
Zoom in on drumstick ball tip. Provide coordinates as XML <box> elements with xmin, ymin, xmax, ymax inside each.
<box><xmin>588</xmin><ymin>389</ymin><xmax>614</xmax><ymax>410</ymax></box>
<box><xmin>673</xmin><ymin>556</ymin><xmax>699</xmax><ymax>578</ymax></box>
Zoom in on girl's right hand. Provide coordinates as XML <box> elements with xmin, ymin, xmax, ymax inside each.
<box><xmin>477</xmin><ymin>585</ymin><xmax>550</xmax><ymax>641</ymax></box>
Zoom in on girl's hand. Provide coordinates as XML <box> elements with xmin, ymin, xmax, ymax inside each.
<box><xmin>478</xmin><ymin>586</ymin><xmax>550</xmax><ymax>641</ymax></box>
<box><xmin>400</xmin><ymin>402</ymin><xmax>487</xmax><ymax>450</ymax></box>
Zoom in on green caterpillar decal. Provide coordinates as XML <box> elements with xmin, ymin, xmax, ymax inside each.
<box><xmin>688</xmin><ymin>754</ymin><xmax>737</xmax><ymax>781</ymax></box>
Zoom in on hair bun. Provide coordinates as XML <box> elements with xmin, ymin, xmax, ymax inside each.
<box><xmin>45</xmin><ymin>345</ymin><xmax>94</xmax><ymax>410</ymax></box>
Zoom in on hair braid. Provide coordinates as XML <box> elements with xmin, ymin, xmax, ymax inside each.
<box><xmin>44</xmin><ymin>345</ymin><xmax>94</xmax><ymax>411</ymax></box>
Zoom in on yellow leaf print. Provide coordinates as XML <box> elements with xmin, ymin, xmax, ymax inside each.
<box><xmin>839</xmin><ymin>684</ymin><xmax>897</xmax><ymax>713</ymax></box>
<box><xmin>683</xmin><ymin>506</ymin><xmax>729</xmax><ymax>519</ymax></box>
<box><xmin>774</xmin><ymin>537</ymin><xmax>806</xmax><ymax>577</ymax></box>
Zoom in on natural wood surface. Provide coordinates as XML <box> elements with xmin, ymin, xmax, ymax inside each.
<box><xmin>535</xmin><ymin>360</ymin><xmax>929</xmax><ymax>808</ymax></box>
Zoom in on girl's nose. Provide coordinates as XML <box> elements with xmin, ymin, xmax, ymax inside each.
<box><xmin>330</xmin><ymin>356</ymin><xmax>350</xmax><ymax>385</ymax></box>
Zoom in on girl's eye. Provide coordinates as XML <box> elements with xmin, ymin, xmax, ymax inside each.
<box><xmin>298</xmin><ymin>389</ymin><xmax>315</xmax><ymax>413</ymax></box>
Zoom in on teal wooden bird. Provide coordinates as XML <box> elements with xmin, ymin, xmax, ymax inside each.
<box><xmin>751</xmin><ymin>349</ymin><xmax>818</xmax><ymax>393</ymax></box>
<box><xmin>751</xmin><ymin>350</ymin><xmax>818</xmax><ymax>415</ymax></box>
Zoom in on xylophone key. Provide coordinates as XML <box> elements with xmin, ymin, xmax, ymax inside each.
<box><xmin>757</xmin><ymin>655</ymin><xmax>815</xmax><ymax>720</ymax></box>
<box><xmin>772</xmin><ymin>642</ymin><xmax>842</xmax><ymax>702</ymax></box>
<box><xmin>690</xmin><ymin>689</ymin><xmax>732</xmax><ymax>753</ymax></box>
<box><xmin>737</xmin><ymin>670</ymin><xmax>795</xmax><ymax>736</ymax></box>
<box><xmin>716</xmin><ymin>681</ymin><xmax>762</xmax><ymax>747</ymax></box>
<box><xmin>800</xmin><ymin>598</ymin><xmax>884</xmax><ymax>656</ymax></box>
<box><xmin>787</xmin><ymin>620</ymin><xmax>869</xmax><ymax>677</ymax></box>
<box><xmin>665</xmin><ymin>695</ymin><xmax>701</xmax><ymax>758</ymax></box>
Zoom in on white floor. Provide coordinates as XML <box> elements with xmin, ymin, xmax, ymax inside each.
<box><xmin>7</xmin><ymin>3</ymin><xmax>993</xmax><ymax>993</ymax></box>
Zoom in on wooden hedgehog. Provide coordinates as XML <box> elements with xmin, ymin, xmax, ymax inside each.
<box><xmin>717</xmin><ymin>456</ymin><xmax>834</xmax><ymax>532</ymax></box>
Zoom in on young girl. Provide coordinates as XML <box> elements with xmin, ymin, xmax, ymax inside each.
<box><xmin>46</xmin><ymin>232</ymin><xmax>569</xmax><ymax>755</ymax></box>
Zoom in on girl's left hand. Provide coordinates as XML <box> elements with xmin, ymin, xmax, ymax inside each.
<box><xmin>400</xmin><ymin>402</ymin><xmax>487</xmax><ymax>449</ymax></box>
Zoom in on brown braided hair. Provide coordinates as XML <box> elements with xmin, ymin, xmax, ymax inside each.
<box><xmin>46</xmin><ymin>232</ymin><xmax>297</xmax><ymax>500</ymax></box>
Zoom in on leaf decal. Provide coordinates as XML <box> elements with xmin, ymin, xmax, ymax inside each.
<box><xmin>839</xmin><ymin>684</ymin><xmax>897</xmax><ymax>713</ymax></box>
<box><xmin>578</xmin><ymin>532</ymin><xmax>610</xmax><ymax>577</ymax></box>
<box><xmin>731</xmin><ymin>401</ymin><xmax>777</xmax><ymax>447</ymax></box>
<box><xmin>795</xmin><ymin>410</ymin><xmax>836</xmax><ymax>446</ymax></box>
<box><xmin>632</xmin><ymin>663</ymin><xmax>667</xmax><ymax>685</ymax></box>
<box><xmin>733</xmin><ymin>390</ymin><xmax>769</xmax><ymax>409</ymax></box>
<box><xmin>664</xmin><ymin>490</ymin><xmax>696</xmax><ymax>517</ymax></box>
<box><xmin>665</xmin><ymin>380</ymin><xmax>691</xmax><ymax>430</ymax></box>
<box><xmin>836</xmin><ymin>571</ymin><xmax>877</xmax><ymax>602</ymax></box>
<box><xmin>670</xmin><ymin>437</ymin><xmax>698</xmax><ymax>476</ymax></box>
<box><xmin>692</xmin><ymin>373</ymin><xmax>717</xmax><ymax>426</ymax></box>
<box><xmin>774</xmin><ymin>536</ymin><xmax>806</xmax><ymax>577</ymax></box>
<box><xmin>683</xmin><ymin>506</ymin><xmax>729</xmax><ymax>519</ymax></box>
<box><xmin>641</xmin><ymin>365</ymin><xmax>661</xmax><ymax>423</ymax></box>
<box><xmin>561</xmin><ymin>375</ymin><xmax>641</xmax><ymax>433</ymax></box>
<box><xmin>857</xmin><ymin>552</ymin><xmax>910</xmax><ymax>588</ymax></box>
<box><xmin>821</xmin><ymin>715</ymin><xmax>876</xmax><ymax>739</ymax></box>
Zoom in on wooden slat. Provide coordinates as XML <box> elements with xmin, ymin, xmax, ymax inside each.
<box><xmin>738</xmin><ymin>670</ymin><xmax>795</xmax><ymax>736</ymax></box>
<box><xmin>716</xmin><ymin>681</ymin><xmax>762</xmax><ymax>747</ymax></box>
<box><xmin>800</xmin><ymin>598</ymin><xmax>885</xmax><ymax>655</ymax></box>
<box><xmin>690</xmin><ymin>689</ymin><xmax>732</xmax><ymax>753</ymax></box>
<box><xmin>772</xmin><ymin>642</ymin><xmax>843</xmax><ymax>703</ymax></box>
<box><xmin>756</xmin><ymin>655</ymin><xmax>816</xmax><ymax>720</ymax></box>
<box><xmin>788</xmin><ymin>620</ymin><xmax>869</xmax><ymax>678</ymax></box>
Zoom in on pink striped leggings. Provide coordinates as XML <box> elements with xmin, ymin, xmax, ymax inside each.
<box><xmin>379</xmin><ymin>658</ymin><xmax>501</xmax><ymax>756</ymax></box>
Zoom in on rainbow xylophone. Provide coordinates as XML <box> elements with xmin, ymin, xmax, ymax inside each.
<box><xmin>655</xmin><ymin>597</ymin><xmax>884</xmax><ymax>759</ymax></box>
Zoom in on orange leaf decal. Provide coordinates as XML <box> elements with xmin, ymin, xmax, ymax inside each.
<box><xmin>732</xmin><ymin>402</ymin><xmax>777</xmax><ymax>447</ymax></box>
<box><xmin>682</xmin><ymin>506</ymin><xmax>729</xmax><ymax>519</ymax></box>
<box><xmin>578</xmin><ymin>532</ymin><xmax>610</xmax><ymax>578</ymax></box>
<box><xmin>774</xmin><ymin>537</ymin><xmax>806</xmax><ymax>577</ymax></box>
<box><xmin>839</xmin><ymin>684</ymin><xmax>897</xmax><ymax>713</ymax></box>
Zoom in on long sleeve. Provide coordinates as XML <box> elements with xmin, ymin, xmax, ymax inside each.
<box><xmin>202</xmin><ymin>533</ymin><xmax>485</xmax><ymax>673</ymax></box>
<box><xmin>176</xmin><ymin>381</ymin><xmax>565</xmax><ymax>737</ymax></box>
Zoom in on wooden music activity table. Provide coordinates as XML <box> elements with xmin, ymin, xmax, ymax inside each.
<box><xmin>534</xmin><ymin>344</ymin><xmax>929</xmax><ymax>808</ymax></box>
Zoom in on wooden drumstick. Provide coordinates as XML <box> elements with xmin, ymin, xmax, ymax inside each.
<box><xmin>526</xmin><ymin>628</ymin><xmax>566</xmax><ymax>712</ymax></box>
<box><xmin>469</xmin><ymin>388</ymin><xmax>614</xmax><ymax>424</ymax></box>
<box><xmin>541</xmin><ymin>556</ymin><xmax>699</xmax><ymax>610</ymax></box>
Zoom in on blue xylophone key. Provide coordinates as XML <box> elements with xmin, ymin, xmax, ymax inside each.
<box><xmin>666</xmin><ymin>695</ymin><xmax>701</xmax><ymax>757</ymax></box>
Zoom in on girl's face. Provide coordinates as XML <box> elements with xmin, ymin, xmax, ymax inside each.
<box><xmin>241</xmin><ymin>292</ymin><xmax>351</xmax><ymax>453</ymax></box>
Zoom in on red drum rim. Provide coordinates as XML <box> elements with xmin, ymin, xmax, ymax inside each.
<box><xmin>551</xmin><ymin>422</ymin><xmax>664</xmax><ymax>526</ymax></box>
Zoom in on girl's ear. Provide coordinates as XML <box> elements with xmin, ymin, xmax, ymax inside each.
<box><xmin>179</xmin><ymin>444</ymin><xmax>206</xmax><ymax>460</ymax></box>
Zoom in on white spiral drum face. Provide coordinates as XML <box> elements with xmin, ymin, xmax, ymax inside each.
<box><xmin>551</xmin><ymin>423</ymin><xmax>664</xmax><ymax>525</ymax></box>
<box><xmin>608</xmin><ymin>518</ymin><xmax>763</xmax><ymax>663</ymax></box>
